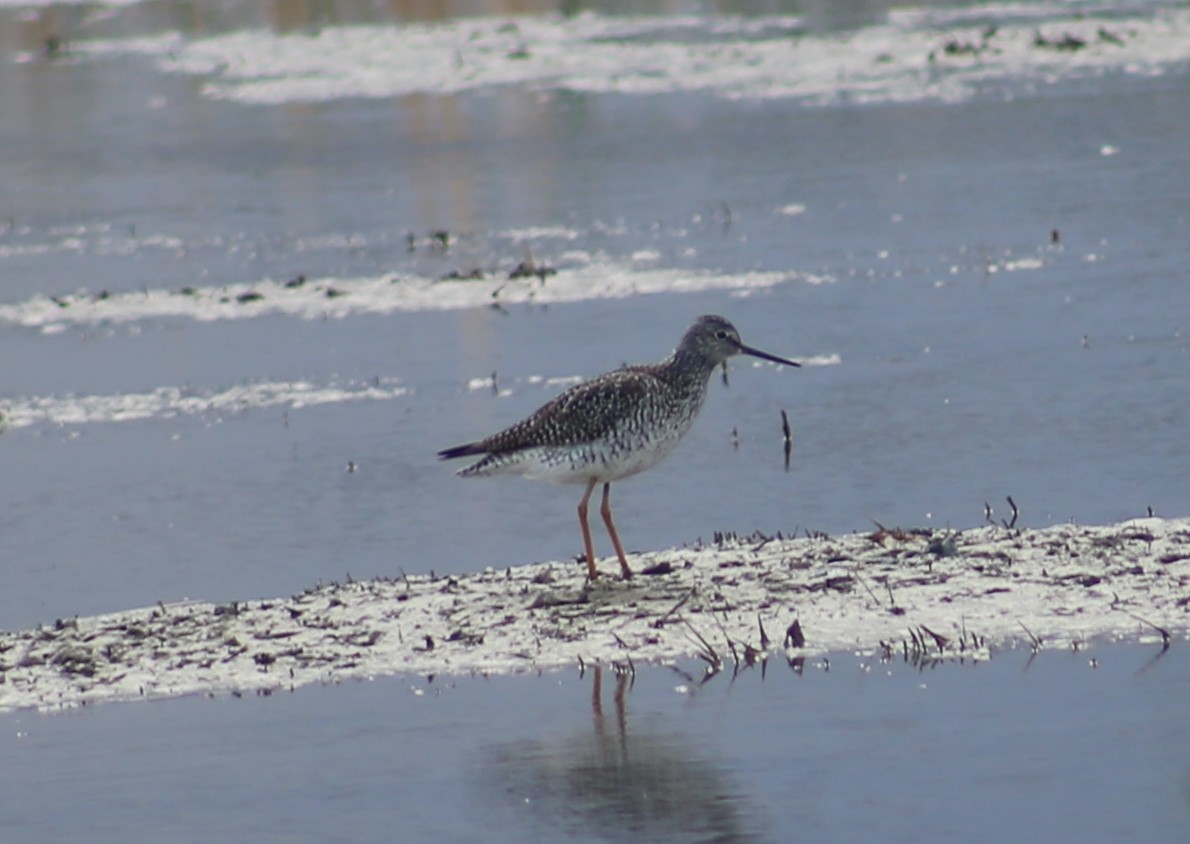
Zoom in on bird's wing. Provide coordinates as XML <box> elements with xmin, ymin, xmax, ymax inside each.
<box><xmin>477</xmin><ymin>368</ymin><xmax>662</xmax><ymax>454</ymax></box>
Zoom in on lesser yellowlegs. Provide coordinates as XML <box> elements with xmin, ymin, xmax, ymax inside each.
<box><xmin>438</xmin><ymin>314</ymin><xmax>800</xmax><ymax>580</ymax></box>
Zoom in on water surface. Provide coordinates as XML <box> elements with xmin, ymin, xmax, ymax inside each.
<box><xmin>2</xmin><ymin>643</ymin><xmax>1186</xmax><ymax>842</ymax></box>
<box><xmin>1</xmin><ymin>2</ymin><xmax>1187</xmax><ymax>838</ymax></box>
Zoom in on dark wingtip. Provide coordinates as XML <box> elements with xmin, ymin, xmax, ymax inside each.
<box><xmin>438</xmin><ymin>442</ymin><xmax>487</xmax><ymax>461</ymax></box>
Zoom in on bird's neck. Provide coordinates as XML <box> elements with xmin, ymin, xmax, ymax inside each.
<box><xmin>660</xmin><ymin>348</ymin><xmax>720</xmax><ymax>394</ymax></box>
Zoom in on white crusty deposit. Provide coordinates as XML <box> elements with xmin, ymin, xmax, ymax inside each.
<box><xmin>1</xmin><ymin>517</ymin><xmax>1186</xmax><ymax>712</ymax></box>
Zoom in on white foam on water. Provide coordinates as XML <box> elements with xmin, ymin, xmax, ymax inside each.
<box><xmin>75</xmin><ymin>5</ymin><xmax>1190</xmax><ymax>106</ymax></box>
<box><xmin>0</xmin><ymin>379</ymin><xmax>407</xmax><ymax>431</ymax></box>
<box><xmin>0</xmin><ymin>264</ymin><xmax>813</xmax><ymax>331</ymax></box>
<box><xmin>503</xmin><ymin>225</ymin><xmax>582</xmax><ymax>241</ymax></box>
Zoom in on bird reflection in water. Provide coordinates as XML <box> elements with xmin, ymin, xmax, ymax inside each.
<box><xmin>478</xmin><ymin>665</ymin><xmax>763</xmax><ymax>843</ymax></box>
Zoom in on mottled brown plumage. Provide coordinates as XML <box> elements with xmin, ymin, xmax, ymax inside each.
<box><xmin>439</xmin><ymin>315</ymin><xmax>799</xmax><ymax>580</ymax></box>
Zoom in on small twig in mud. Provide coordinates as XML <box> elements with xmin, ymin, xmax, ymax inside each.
<box><xmin>868</xmin><ymin>521</ymin><xmax>930</xmax><ymax>544</ymax></box>
<box><xmin>723</xmin><ymin>635</ymin><xmax>740</xmax><ymax>665</ymax></box>
<box><xmin>1003</xmin><ymin>496</ymin><xmax>1020</xmax><ymax>529</ymax></box>
<box><xmin>1018</xmin><ymin>620</ymin><xmax>1042</xmax><ymax>652</ymax></box>
<box><xmin>683</xmin><ymin>620</ymin><xmax>722</xmax><ymax>674</ymax></box>
<box><xmin>751</xmin><ymin>535</ymin><xmax>774</xmax><ymax>553</ymax></box>
<box><xmin>918</xmin><ymin>624</ymin><xmax>950</xmax><ymax>652</ymax></box>
<box><xmin>784</xmin><ymin>618</ymin><xmax>806</xmax><ymax>649</ymax></box>
<box><xmin>781</xmin><ymin>409</ymin><xmax>792</xmax><ymax>472</ymax></box>
<box><xmin>958</xmin><ymin>618</ymin><xmax>984</xmax><ymax>652</ymax></box>
<box><xmin>1121</xmin><ymin>610</ymin><xmax>1171</xmax><ymax>650</ymax></box>
<box><xmin>852</xmin><ymin>569</ymin><xmax>883</xmax><ymax>608</ymax></box>
<box><xmin>653</xmin><ymin>588</ymin><xmax>695</xmax><ymax>628</ymax></box>
<box><xmin>907</xmin><ymin>626</ymin><xmax>924</xmax><ymax>653</ymax></box>
<box><xmin>709</xmin><ymin>614</ymin><xmax>742</xmax><ymax>666</ymax></box>
<box><xmin>884</xmin><ymin>580</ymin><xmax>905</xmax><ymax>616</ymax></box>
<box><xmin>901</xmin><ymin>628</ymin><xmax>949</xmax><ymax>669</ymax></box>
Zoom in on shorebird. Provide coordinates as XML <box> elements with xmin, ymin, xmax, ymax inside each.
<box><xmin>438</xmin><ymin>314</ymin><xmax>800</xmax><ymax>580</ymax></box>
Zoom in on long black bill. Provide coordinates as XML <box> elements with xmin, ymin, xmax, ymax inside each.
<box><xmin>738</xmin><ymin>343</ymin><xmax>801</xmax><ymax>368</ymax></box>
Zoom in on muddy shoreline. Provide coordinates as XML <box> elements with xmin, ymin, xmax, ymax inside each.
<box><xmin>2</xmin><ymin>516</ymin><xmax>1186</xmax><ymax>712</ymax></box>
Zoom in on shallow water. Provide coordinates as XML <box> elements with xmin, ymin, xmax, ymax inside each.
<box><xmin>2</xmin><ymin>643</ymin><xmax>1187</xmax><ymax>843</ymax></box>
<box><xmin>1</xmin><ymin>1</ymin><xmax>1188</xmax><ymax>837</ymax></box>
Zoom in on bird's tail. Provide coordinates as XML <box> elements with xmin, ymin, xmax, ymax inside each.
<box><xmin>437</xmin><ymin>442</ymin><xmax>487</xmax><ymax>461</ymax></box>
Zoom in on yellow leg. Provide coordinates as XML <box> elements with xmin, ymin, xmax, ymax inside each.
<box><xmin>578</xmin><ymin>478</ymin><xmax>599</xmax><ymax>580</ymax></box>
<box><xmin>600</xmin><ymin>483</ymin><xmax>633</xmax><ymax>579</ymax></box>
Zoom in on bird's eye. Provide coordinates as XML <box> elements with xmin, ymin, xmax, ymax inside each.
<box><xmin>715</xmin><ymin>330</ymin><xmax>729</xmax><ymax>340</ymax></box>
